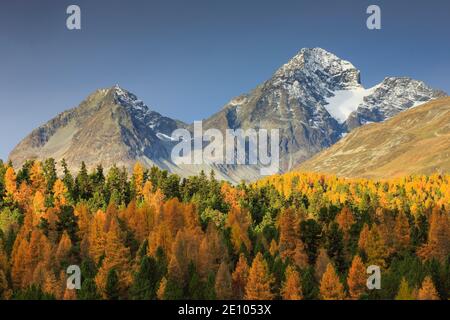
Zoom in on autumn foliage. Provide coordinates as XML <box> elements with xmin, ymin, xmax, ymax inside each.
<box><xmin>0</xmin><ymin>160</ymin><xmax>449</xmax><ymax>300</ymax></box>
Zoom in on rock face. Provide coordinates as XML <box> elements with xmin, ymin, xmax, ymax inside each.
<box><xmin>344</xmin><ymin>77</ymin><xmax>446</xmax><ymax>131</ymax></box>
<box><xmin>298</xmin><ymin>97</ymin><xmax>450</xmax><ymax>179</ymax></box>
<box><xmin>9</xmin><ymin>86</ymin><xmax>186</xmax><ymax>173</ymax></box>
<box><xmin>202</xmin><ymin>48</ymin><xmax>445</xmax><ymax>174</ymax></box>
<box><xmin>8</xmin><ymin>48</ymin><xmax>447</xmax><ymax>182</ymax></box>
<box><xmin>203</xmin><ymin>48</ymin><xmax>363</xmax><ymax>175</ymax></box>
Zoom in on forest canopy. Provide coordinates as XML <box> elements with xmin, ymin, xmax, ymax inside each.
<box><xmin>0</xmin><ymin>159</ymin><xmax>449</xmax><ymax>300</ymax></box>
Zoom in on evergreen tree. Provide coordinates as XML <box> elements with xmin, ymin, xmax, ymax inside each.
<box><xmin>78</xmin><ymin>278</ymin><xmax>101</xmax><ymax>300</ymax></box>
<box><xmin>130</xmin><ymin>255</ymin><xmax>159</xmax><ymax>300</ymax></box>
<box><xmin>105</xmin><ymin>269</ymin><xmax>120</xmax><ymax>300</ymax></box>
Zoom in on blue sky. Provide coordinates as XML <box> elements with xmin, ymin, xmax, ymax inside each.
<box><xmin>0</xmin><ymin>0</ymin><xmax>449</xmax><ymax>160</ymax></box>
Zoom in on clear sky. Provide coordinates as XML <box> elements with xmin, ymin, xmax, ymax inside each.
<box><xmin>0</xmin><ymin>0</ymin><xmax>449</xmax><ymax>160</ymax></box>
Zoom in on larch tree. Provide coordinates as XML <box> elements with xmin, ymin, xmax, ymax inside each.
<box><xmin>395</xmin><ymin>277</ymin><xmax>415</xmax><ymax>300</ymax></box>
<box><xmin>215</xmin><ymin>261</ymin><xmax>233</xmax><ymax>300</ymax></box>
<box><xmin>278</xmin><ymin>208</ymin><xmax>298</xmax><ymax>263</ymax></box>
<box><xmin>95</xmin><ymin>219</ymin><xmax>132</xmax><ymax>298</ymax></box>
<box><xmin>11</xmin><ymin>235</ymin><xmax>29</xmax><ymax>289</ymax></box>
<box><xmin>315</xmin><ymin>248</ymin><xmax>331</xmax><ymax>282</ymax></box>
<box><xmin>226</xmin><ymin>206</ymin><xmax>252</xmax><ymax>253</ymax></box>
<box><xmin>88</xmin><ymin>209</ymin><xmax>107</xmax><ymax>264</ymax></box>
<box><xmin>394</xmin><ymin>212</ymin><xmax>411</xmax><ymax>252</ymax></box>
<box><xmin>4</xmin><ymin>167</ymin><xmax>17</xmax><ymax>202</ymax></box>
<box><xmin>417</xmin><ymin>276</ymin><xmax>439</xmax><ymax>300</ymax></box>
<box><xmin>365</xmin><ymin>225</ymin><xmax>389</xmax><ymax>269</ymax></box>
<box><xmin>30</xmin><ymin>161</ymin><xmax>46</xmax><ymax>194</ymax></box>
<box><xmin>244</xmin><ymin>253</ymin><xmax>274</xmax><ymax>300</ymax></box>
<box><xmin>157</xmin><ymin>277</ymin><xmax>167</xmax><ymax>300</ymax></box>
<box><xmin>167</xmin><ymin>230</ymin><xmax>189</xmax><ymax>286</ymax></box>
<box><xmin>319</xmin><ymin>263</ymin><xmax>346</xmax><ymax>300</ymax></box>
<box><xmin>231</xmin><ymin>254</ymin><xmax>249</xmax><ymax>299</ymax></box>
<box><xmin>0</xmin><ymin>242</ymin><xmax>10</xmax><ymax>299</ymax></box>
<box><xmin>53</xmin><ymin>179</ymin><xmax>68</xmax><ymax>208</ymax></box>
<box><xmin>32</xmin><ymin>191</ymin><xmax>46</xmax><ymax>221</ymax></box>
<box><xmin>293</xmin><ymin>239</ymin><xmax>309</xmax><ymax>269</ymax></box>
<box><xmin>336</xmin><ymin>206</ymin><xmax>354</xmax><ymax>243</ymax></box>
<box><xmin>56</xmin><ymin>231</ymin><xmax>73</xmax><ymax>268</ymax></box>
<box><xmin>281</xmin><ymin>265</ymin><xmax>303</xmax><ymax>300</ymax></box>
<box><xmin>43</xmin><ymin>271</ymin><xmax>61</xmax><ymax>299</ymax></box>
<box><xmin>347</xmin><ymin>255</ymin><xmax>367</xmax><ymax>300</ymax></box>
<box><xmin>418</xmin><ymin>208</ymin><xmax>450</xmax><ymax>263</ymax></box>
<box><xmin>132</xmin><ymin>162</ymin><xmax>145</xmax><ymax>200</ymax></box>
<box><xmin>358</xmin><ymin>223</ymin><xmax>370</xmax><ymax>253</ymax></box>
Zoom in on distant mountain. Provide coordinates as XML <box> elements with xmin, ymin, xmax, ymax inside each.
<box><xmin>9</xmin><ymin>86</ymin><xmax>186</xmax><ymax>172</ymax></box>
<box><xmin>297</xmin><ymin>97</ymin><xmax>450</xmax><ymax>178</ymax></box>
<box><xmin>202</xmin><ymin>48</ymin><xmax>445</xmax><ymax>177</ymax></box>
<box><xmin>343</xmin><ymin>77</ymin><xmax>446</xmax><ymax>131</ymax></box>
<box><xmin>8</xmin><ymin>48</ymin><xmax>447</xmax><ymax>182</ymax></box>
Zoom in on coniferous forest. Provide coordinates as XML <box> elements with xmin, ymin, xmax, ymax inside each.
<box><xmin>0</xmin><ymin>159</ymin><xmax>449</xmax><ymax>300</ymax></box>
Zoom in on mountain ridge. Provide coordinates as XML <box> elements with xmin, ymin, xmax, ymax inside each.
<box><xmin>8</xmin><ymin>48</ymin><xmax>448</xmax><ymax>181</ymax></box>
<box><xmin>297</xmin><ymin>97</ymin><xmax>450</xmax><ymax>178</ymax></box>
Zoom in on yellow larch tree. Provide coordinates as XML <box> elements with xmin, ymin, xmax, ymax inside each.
<box><xmin>320</xmin><ymin>263</ymin><xmax>346</xmax><ymax>300</ymax></box>
<box><xmin>244</xmin><ymin>253</ymin><xmax>274</xmax><ymax>300</ymax></box>
<box><xmin>280</xmin><ymin>265</ymin><xmax>303</xmax><ymax>300</ymax></box>
<box><xmin>417</xmin><ymin>276</ymin><xmax>439</xmax><ymax>300</ymax></box>
<box><xmin>231</xmin><ymin>254</ymin><xmax>249</xmax><ymax>299</ymax></box>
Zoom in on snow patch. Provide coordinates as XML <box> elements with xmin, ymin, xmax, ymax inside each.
<box><xmin>156</xmin><ymin>132</ymin><xmax>177</xmax><ymax>141</ymax></box>
<box><xmin>324</xmin><ymin>85</ymin><xmax>378</xmax><ymax>123</ymax></box>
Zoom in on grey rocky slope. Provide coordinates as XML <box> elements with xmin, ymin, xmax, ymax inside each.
<box><xmin>9</xmin><ymin>85</ymin><xmax>186</xmax><ymax>173</ymax></box>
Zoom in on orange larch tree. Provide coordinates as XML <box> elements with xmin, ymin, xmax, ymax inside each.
<box><xmin>226</xmin><ymin>206</ymin><xmax>252</xmax><ymax>253</ymax></box>
<box><xmin>319</xmin><ymin>263</ymin><xmax>346</xmax><ymax>300</ymax></box>
<box><xmin>315</xmin><ymin>248</ymin><xmax>331</xmax><ymax>282</ymax></box>
<box><xmin>394</xmin><ymin>212</ymin><xmax>411</xmax><ymax>252</ymax></box>
<box><xmin>231</xmin><ymin>254</ymin><xmax>249</xmax><ymax>299</ymax></box>
<box><xmin>418</xmin><ymin>208</ymin><xmax>450</xmax><ymax>263</ymax></box>
<box><xmin>280</xmin><ymin>265</ymin><xmax>303</xmax><ymax>300</ymax></box>
<box><xmin>215</xmin><ymin>261</ymin><xmax>233</xmax><ymax>300</ymax></box>
<box><xmin>417</xmin><ymin>276</ymin><xmax>439</xmax><ymax>300</ymax></box>
<box><xmin>95</xmin><ymin>219</ymin><xmax>132</xmax><ymax>298</ymax></box>
<box><xmin>347</xmin><ymin>255</ymin><xmax>367</xmax><ymax>300</ymax></box>
<box><xmin>244</xmin><ymin>253</ymin><xmax>274</xmax><ymax>300</ymax></box>
<box><xmin>4</xmin><ymin>167</ymin><xmax>17</xmax><ymax>202</ymax></box>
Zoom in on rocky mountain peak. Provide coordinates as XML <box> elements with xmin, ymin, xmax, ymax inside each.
<box><xmin>344</xmin><ymin>76</ymin><xmax>447</xmax><ymax>130</ymax></box>
<box><xmin>273</xmin><ymin>47</ymin><xmax>361</xmax><ymax>90</ymax></box>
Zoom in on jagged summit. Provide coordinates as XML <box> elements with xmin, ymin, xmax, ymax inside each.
<box><xmin>274</xmin><ymin>48</ymin><xmax>361</xmax><ymax>90</ymax></box>
<box><xmin>344</xmin><ymin>76</ymin><xmax>446</xmax><ymax>130</ymax></box>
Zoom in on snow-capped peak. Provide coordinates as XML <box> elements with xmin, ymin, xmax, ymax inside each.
<box><xmin>274</xmin><ymin>48</ymin><xmax>361</xmax><ymax>88</ymax></box>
